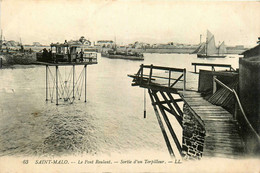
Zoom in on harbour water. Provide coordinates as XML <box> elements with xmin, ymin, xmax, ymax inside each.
<box><xmin>0</xmin><ymin>53</ymin><xmax>239</xmax><ymax>158</ymax></box>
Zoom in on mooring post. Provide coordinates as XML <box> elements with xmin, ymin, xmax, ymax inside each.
<box><xmin>46</xmin><ymin>65</ymin><xmax>48</xmax><ymax>101</ymax></box>
<box><xmin>73</xmin><ymin>65</ymin><xmax>75</xmax><ymax>98</ymax></box>
<box><xmin>56</xmin><ymin>65</ymin><xmax>58</xmax><ymax>105</ymax></box>
<box><xmin>84</xmin><ymin>65</ymin><xmax>87</xmax><ymax>102</ymax></box>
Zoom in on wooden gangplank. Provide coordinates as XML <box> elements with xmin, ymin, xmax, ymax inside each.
<box><xmin>180</xmin><ymin>91</ymin><xmax>245</xmax><ymax>158</ymax></box>
<box><xmin>128</xmin><ymin>64</ymin><xmax>187</xmax><ymax>93</ymax></box>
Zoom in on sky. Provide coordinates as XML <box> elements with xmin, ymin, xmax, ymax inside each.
<box><xmin>1</xmin><ymin>0</ymin><xmax>260</xmax><ymax>46</ymax></box>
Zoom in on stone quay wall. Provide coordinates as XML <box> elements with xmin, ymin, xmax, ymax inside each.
<box><xmin>182</xmin><ymin>103</ymin><xmax>206</xmax><ymax>160</ymax></box>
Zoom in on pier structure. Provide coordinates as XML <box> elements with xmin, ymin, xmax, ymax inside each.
<box><xmin>37</xmin><ymin>61</ymin><xmax>97</xmax><ymax>105</ymax></box>
<box><xmin>128</xmin><ymin>63</ymin><xmax>256</xmax><ymax>160</ymax></box>
<box><xmin>35</xmin><ymin>42</ymin><xmax>98</xmax><ymax>105</ymax></box>
<box><xmin>129</xmin><ymin>64</ymin><xmax>187</xmax><ymax>159</ymax></box>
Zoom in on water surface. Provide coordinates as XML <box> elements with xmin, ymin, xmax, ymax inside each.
<box><xmin>0</xmin><ymin>53</ymin><xmax>239</xmax><ymax>157</ymax></box>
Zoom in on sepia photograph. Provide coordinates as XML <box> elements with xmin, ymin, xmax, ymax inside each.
<box><xmin>0</xmin><ymin>0</ymin><xmax>259</xmax><ymax>172</ymax></box>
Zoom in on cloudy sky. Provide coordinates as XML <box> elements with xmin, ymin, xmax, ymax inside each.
<box><xmin>1</xmin><ymin>0</ymin><xmax>260</xmax><ymax>46</ymax></box>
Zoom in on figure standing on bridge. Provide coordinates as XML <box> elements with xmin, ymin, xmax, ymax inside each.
<box><xmin>80</xmin><ymin>49</ymin><xmax>84</xmax><ymax>62</ymax></box>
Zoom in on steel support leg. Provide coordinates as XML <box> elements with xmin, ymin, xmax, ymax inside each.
<box><xmin>84</xmin><ymin>65</ymin><xmax>87</xmax><ymax>102</ymax></box>
<box><xmin>56</xmin><ymin>65</ymin><xmax>58</xmax><ymax>105</ymax></box>
<box><xmin>73</xmin><ymin>65</ymin><xmax>75</xmax><ymax>98</ymax></box>
<box><xmin>46</xmin><ymin>65</ymin><xmax>48</xmax><ymax>101</ymax></box>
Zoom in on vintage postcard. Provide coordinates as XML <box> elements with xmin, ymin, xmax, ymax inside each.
<box><xmin>0</xmin><ymin>0</ymin><xmax>259</xmax><ymax>172</ymax></box>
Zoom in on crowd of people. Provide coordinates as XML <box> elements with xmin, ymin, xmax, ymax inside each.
<box><xmin>40</xmin><ymin>48</ymin><xmax>85</xmax><ymax>63</ymax></box>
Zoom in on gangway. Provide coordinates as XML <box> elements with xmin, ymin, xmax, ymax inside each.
<box><xmin>129</xmin><ymin>64</ymin><xmax>246</xmax><ymax>160</ymax></box>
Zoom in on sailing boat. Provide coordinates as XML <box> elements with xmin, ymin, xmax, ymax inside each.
<box><xmin>193</xmin><ymin>30</ymin><xmax>226</xmax><ymax>58</ymax></box>
<box><xmin>217</xmin><ymin>41</ymin><xmax>227</xmax><ymax>56</ymax></box>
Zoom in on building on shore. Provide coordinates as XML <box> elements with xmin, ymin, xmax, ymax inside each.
<box><xmin>95</xmin><ymin>40</ymin><xmax>114</xmax><ymax>48</ymax></box>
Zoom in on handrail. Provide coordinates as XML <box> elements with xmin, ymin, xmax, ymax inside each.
<box><xmin>141</xmin><ymin>74</ymin><xmax>184</xmax><ymax>81</ymax></box>
<box><xmin>214</xmin><ymin>78</ymin><xmax>233</xmax><ymax>93</ymax></box>
<box><xmin>142</xmin><ymin>64</ymin><xmax>185</xmax><ymax>72</ymax></box>
<box><xmin>213</xmin><ymin>77</ymin><xmax>260</xmax><ymax>142</ymax></box>
<box><xmin>137</xmin><ymin>64</ymin><xmax>186</xmax><ymax>92</ymax></box>
<box><xmin>192</xmin><ymin>62</ymin><xmax>235</xmax><ymax>73</ymax></box>
<box><xmin>232</xmin><ymin>89</ymin><xmax>260</xmax><ymax>142</ymax></box>
<box><xmin>192</xmin><ymin>62</ymin><xmax>232</xmax><ymax>67</ymax></box>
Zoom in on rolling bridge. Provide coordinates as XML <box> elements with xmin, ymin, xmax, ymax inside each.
<box><xmin>35</xmin><ymin>42</ymin><xmax>98</xmax><ymax>105</ymax></box>
<box><xmin>128</xmin><ymin>64</ymin><xmax>246</xmax><ymax>159</ymax></box>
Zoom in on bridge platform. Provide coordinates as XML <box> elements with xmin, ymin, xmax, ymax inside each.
<box><xmin>180</xmin><ymin>91</ymin><xmax>245</xmax><ymax>158</ymax></box>
<box><xmin>33</xmin><ymin>61</ymin><xmax>97</xmax><ymax>66</ymax></box>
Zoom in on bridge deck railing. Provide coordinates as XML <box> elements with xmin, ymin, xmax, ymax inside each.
<box><xmin>192</xmin><ymin>62</ymin><xmax>236</xmax><ymax>73</ymax></box>
<box><xmin>213</xmin><ymin>77</ymin><xmax>260</xmax><ymax>144</ymax></box>
<box><xmin>130</xmin><ymin>64</ymin><xmax>186</xmax><ymax>92</ymax></box>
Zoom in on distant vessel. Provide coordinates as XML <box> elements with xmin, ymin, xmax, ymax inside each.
<box><xmin>101</xmin><ymin>48</ymin><xmax>144</xmax><ymax>61</ymax></box>
<box><xmin>193</xmin><ymin>30</ymin><xmax>227</xmax><ymax>58</ymax></box>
